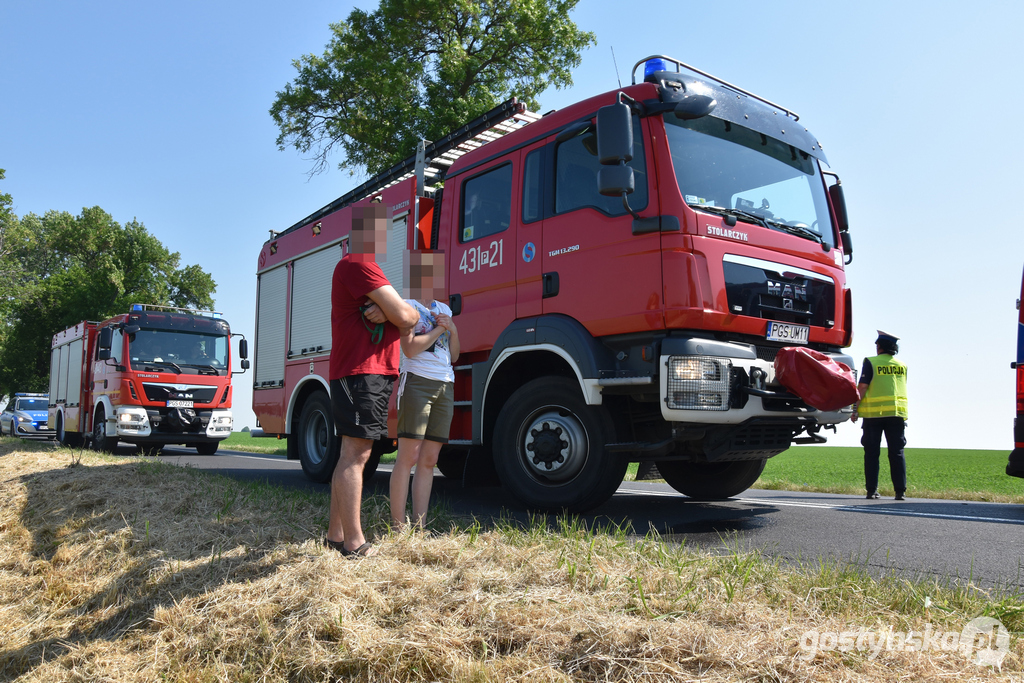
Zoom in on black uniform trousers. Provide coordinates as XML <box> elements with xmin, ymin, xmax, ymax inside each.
<box><xmin>862</xmin><ymin>415</ymin><xmax>907</xmax><ymax>494</ymax></box>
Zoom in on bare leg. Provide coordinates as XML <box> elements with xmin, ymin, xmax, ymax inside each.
<box><xmin>390</xmin><ymin>437</ymin><xmax>423</xmax><ymax>527</ymax></box>
<box><xmin>411</xmin><ymin>440</ymin><xmax>443</xmax><ymax>526</ymax></box>
<box><xmin>328</xmin><ymin>434</ymin><xmax>376</xmax><ymax>554</ymax></box>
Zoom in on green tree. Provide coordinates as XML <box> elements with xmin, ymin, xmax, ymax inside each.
<box><xmin>270</xmin><ymin>0</ymin><xmax>595</xmax><ymax>176</ymax></box>
<box><xmin>0</xmin><ymin>204</ymin><xmax>217</xmax><ymax>398</ymax></box>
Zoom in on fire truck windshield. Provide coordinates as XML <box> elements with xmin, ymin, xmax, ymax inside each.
<box><xmin>664</xmin><ymin>115</ymin><xmax>834</xmax><ymax>244</ymax></box>
<box><xmin>128</xmin><ymin>329</ymin><xmax>228</xmax><ymax>373</ymax></box>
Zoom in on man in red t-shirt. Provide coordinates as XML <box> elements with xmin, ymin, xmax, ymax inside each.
<box><xmin>326</xmin><ymin>203</ymin><xmax>418</xmax><ymax>557</ymax></box>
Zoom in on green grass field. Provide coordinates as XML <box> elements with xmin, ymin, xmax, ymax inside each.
<box><xmin>222</xmin><ymin>433</ymin><xmax>1023</xmax><ymax>503</ymax></box>
<box><xmin>757</xmin><ymin>445</ymin><xmax>1024</xmax><ymax>503</ymax></box>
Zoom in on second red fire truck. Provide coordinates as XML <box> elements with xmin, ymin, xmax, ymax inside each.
<box><xmin>49</xmin><ymin>304</ymin><xmax>248</xmax><ymax>454</ymax></box>
<box><xmin>253</xmin><ymin>55</ymin><xmax>857</xmax><ymax>510</ymax></box>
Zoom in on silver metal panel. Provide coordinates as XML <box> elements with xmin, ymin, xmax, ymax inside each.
<box><xmin>255</xmin><ymin>265</ymin><xmax>288</xmax><ymax>386</ymax></box>
<box><xmin>289</xmin><ymin>245</ymin><xmax>342</xmax><ymax>356</ymax></box>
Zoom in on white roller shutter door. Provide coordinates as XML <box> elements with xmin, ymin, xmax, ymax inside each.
<box><xmin>255</xmin><ymin>265</ymin><xmax>288</xmax><ymax>387</ymax></box>
<box><xmin>66</xmin><ymin>338</ymin><xmax>83</xmax><ymax>405</ymax></box>
<box><xmin>380</xmin><ymin>214</ymin><xmax>407</xmax><ymax>295</ymax></box>
<box><xmin>290</xmin><ymin>244</ymin><xmax>343</xmax><ymax>356</ymax></box>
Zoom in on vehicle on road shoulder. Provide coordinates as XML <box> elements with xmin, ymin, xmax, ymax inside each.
<box><xmin>1008</xmin><ymin>265</ymin><xmax>1024</xmax><ymax>478</ymax></box>
<box><xmin>254</xmin><ymin>55</ymin><xmax>857</xmax><ymax>511</ymax></box>
<box><xmin>48</xmin><ymin>304</ymin><xmax>249</xmax><ymax>454</ymax></box>
<box><xmin>1</xmin><ymin>392</ymin><xmax>54</xmax><ymax>438</ymax></box>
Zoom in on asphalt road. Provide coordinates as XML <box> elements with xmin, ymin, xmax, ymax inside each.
<box><xmin>141</xmin><ymin>444</ymin><xmax>1024</xmax><ymax>591</ymax></box>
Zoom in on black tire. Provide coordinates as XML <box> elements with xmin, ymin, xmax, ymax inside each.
<box><xmin>436</xmin><ymin>449</ymin><xmax>467</xmax><ymax>479</ymax></box>
<box><xmin>57</xmin><ymin>413</ymin><xmax>84</xmax><ymax>448</ymax></box>
<box><xmin>92</xmin><ymin>405</ymin><xmax>113</xmax><ymax>452</ymax></box>
<box><xmin>657</xmin><ymin>459</ymin><xmax>767</xmax><ymax>500</ymax></box>
<box><xmin>195</xmin><ymin>442</ymin><xmax>219</xmax><ymax>455</ymax></box>
<box><xmin>296</xmin><ymin>392</ymin><xmax>339</xmax><ymax>483</ymax></box>
<box><xmin>493</xmin><ymin>377</ymin><xmax>627</xmax><ymax>512</ymax></box>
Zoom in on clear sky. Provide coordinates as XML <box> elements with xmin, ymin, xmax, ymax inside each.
<box><xmin>2</xmin><ymin>1</ymin><xmax>1021</xmax><ymax>450</ymax></box>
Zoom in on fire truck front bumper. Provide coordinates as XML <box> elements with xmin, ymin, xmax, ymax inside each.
<box><xmin>658</xmin><ymin>338</ymin><xmax>855</xmax><ymax>426</ymax></box>
<box><xmin>114</xmin><ymin>407</ymin><xmax>233</xmax><ymax>440</ymax></box>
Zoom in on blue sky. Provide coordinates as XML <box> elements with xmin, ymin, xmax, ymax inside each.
<box><xmin>2</xmin><ymin>1</ymin><xmax>1021</xmax><ymax>450</ymax></box>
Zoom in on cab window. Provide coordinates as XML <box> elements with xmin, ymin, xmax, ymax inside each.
<box><xmin>555</xmin><ymin>115</ymin><xmax>648</xmax><ymax>216</ymax></box>
<box><xmin>522</xmin><ymin>149</ymin><xmax>542</xmax><ymax>223</ymax></box>
<box><xmin>460</xmin><ymin>164</ymin><xmax>512</xmax><ymax>243</ymax></box>
<box><xmin>108</xmin><ymin>329</ymin><xmax>123</xmax><ymax>363</ymax></box>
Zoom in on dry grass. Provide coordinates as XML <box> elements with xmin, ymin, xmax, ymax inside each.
<box><xmin>1</xmin><ymin>440</ymin><xmax>1022</xmax><ymax>682</ymax></box>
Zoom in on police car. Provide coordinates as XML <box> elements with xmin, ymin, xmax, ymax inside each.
<box><xmin>0</xmin><ymin>393</ymin><xmax>54</xmax><ymax>438</ymax></box>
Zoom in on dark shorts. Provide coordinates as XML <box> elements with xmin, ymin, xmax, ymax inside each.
<box><xmin>396</xmin><ymin>374</ymin><xmax>454</xmax><ymax>443</ymax></box>
<box><xmin>331</xmin><ymin>375</ymin><xmax>395</xmax><ymax>440</ymax></box>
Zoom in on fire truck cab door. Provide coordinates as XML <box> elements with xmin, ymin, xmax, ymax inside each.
<box><xmin>541</xmin><ymin>115</ymin><xmax>664</xmax><ymax>336</ymax></box>
<box><xmin>446</xmin><ymin>159</ymin><xmax>518</xmax><ymax>354</ymax></box>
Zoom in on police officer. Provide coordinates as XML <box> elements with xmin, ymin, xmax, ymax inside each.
<box><xmin>852</xmin><ymin>331</ymin><xmax>908</xmax><ymax>500</ymax></box>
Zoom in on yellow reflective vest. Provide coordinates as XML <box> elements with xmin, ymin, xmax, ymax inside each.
<box><xmin>859</xmin><ymin>354</ymin><xmax>908</xmax><ymax>419</ymax></box>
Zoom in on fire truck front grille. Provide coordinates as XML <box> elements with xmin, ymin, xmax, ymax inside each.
<box><xmin>142</xmin><ymin>383</ymin><xmax>218</xmax><ymax>404</ymax></box>
<box><xmin>723</xmin><ymin>257</ymin><xmax>835</xmax><ymax>328</ymax></box>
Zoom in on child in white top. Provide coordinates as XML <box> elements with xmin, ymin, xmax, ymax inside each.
<box><xmin>390</xmin><ymin>252</ymin><xmax>460</xmax><ymax>529</ymax></box>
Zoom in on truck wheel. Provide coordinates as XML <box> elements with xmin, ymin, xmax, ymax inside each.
<box><xmin>493</xmin><ymin>377</ymin><xmax>627</xmax><ymax>512</ymax></box>
<box><xmin>195</xmin><ymin>442</ymin><xmax>219</xmax><ymax>455</ymax></box>
<box><xmin>436</xmin><ymin>449</ymin><xmax>467</xmax><ymax>479</ymax></box>
<box><xmin>57</xmin><ymin>413</ymin><xmax>83</xmax><ymax>448</ymax></box>
<box><xmin>657</xmin><ymin>459</ymin><xmax>767</xmax><ymax>500</ymax></box>
<box><xmin>92</xmin><ymin>406</ymin><xmax>113</xmax><ymax>452</ymax></box>
<box><xmin>297</xmin><ymin>392</ymin><xmax>339</xmax><ymax>483</ymax></box>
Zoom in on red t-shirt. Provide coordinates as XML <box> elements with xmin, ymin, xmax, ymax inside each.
<box><xmin>329</xmin><ymin>256</ymin><xmax>401</xmax><ymax>379</ymax></box>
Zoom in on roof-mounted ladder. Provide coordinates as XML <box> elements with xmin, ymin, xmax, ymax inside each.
<box><xmin>278</xmin><ymin>98</ymin><xmax>540</xmax><ymax>238</ymax></box>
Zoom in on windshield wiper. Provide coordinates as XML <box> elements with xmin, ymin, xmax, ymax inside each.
<box><xmin>692</xmin><ymin>204</ymin><xmax>770</xmax><ymax>228</ymax></box>
<box><xmin>185</xmin><ymin>364</ymin><xmax>219</xmax><ymax>375</ymax></box>
<box><xmin>144</xmin><ymin>361</ymin><xmax>182</xmax><ymax>374</ymax></box>
<box><xmin>765</xmin><ymin>219</ymin><xmax>825</xmax><ymax>245</ymax></box>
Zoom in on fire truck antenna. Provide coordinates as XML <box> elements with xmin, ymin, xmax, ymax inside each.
<box><xmin>610</xmin><ymin>46</ymin><xmax>622</xmax><ymax>88</ymax></box>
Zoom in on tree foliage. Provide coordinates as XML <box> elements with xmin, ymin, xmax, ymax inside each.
<box><xmin>270</xmin><ymin>0</ymin><xmax>595</xmax><ymax>176</ymax></box>
<box><xmin>0</xmin><ymin>181</ymin><xmax>217</xmax><ymax>398</ymax></box>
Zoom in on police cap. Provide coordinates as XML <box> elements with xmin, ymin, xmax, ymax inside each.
<box><xmin>875</xmin><ymin>330</ymin><xmax>899</xmax><ymax>346</ymax></box>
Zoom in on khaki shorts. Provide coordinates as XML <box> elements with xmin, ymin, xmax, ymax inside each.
<box><xmin>397</xmin><ymin>373</ymin><xmax>454</xmax><ymax>443</ymax></box>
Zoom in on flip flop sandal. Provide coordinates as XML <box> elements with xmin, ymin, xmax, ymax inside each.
<box><xmin>324</xmin><ymin>538</ymin><xmax>346</xmax><ymax>553</ymax></box>
<box><xmin>323</xmin><ymin>538</ymin><xmax>375</xmax><ymax>558</ymax></box>
<box><xmin>341</xmin><ymin>542</ymin><xmax>375</xmax><ymax>558</ymax></box>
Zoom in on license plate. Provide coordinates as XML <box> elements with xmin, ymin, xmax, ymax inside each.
<box><xmin>766</xmin><ymin>321</ymin><xmax>809</xmax><ymax>344</ymax></box>
<box><xmin>167</xmin><ymin>400</ymin><xmax>194</xmax><ymax>408</ymax></box>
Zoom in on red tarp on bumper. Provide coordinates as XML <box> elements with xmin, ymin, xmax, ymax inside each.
<box><xmin>774</xmin><ymin>347</ymin><xmax>858</xmax><ymax>412</ymax></box>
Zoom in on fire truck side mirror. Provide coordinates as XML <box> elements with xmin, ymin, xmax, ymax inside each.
<box><xmin>673</xmin><ymin>93</ymin><xmax>717</xmax><ymax>121</ymax></box>
<box><xmin>840</xmin><ymin>231</ymin><xmax>854</xmax><ymax>264</ymax></box>
<box><xmin>596</xmin><ymin>102</ymin><xmax>633</xmax><ymax>165</ymax></box>
<box><xmin>828</xmin><ymin>182</ymin><xmax>849</xmax><ymax>233</ymax></box>
<box><xmin>239</xmin><ymin>338</ymin><xmax>248</xmax><ymax>359</ymax></box>
<box><xmin>98</xmin><ymin>327</ymin><xmax>112</xmax><ymax>351</ymax></box>
<box><xmin>96</xmin><ymin>327</ymin><xmax>113</xmax><ymax>361</ymax></box>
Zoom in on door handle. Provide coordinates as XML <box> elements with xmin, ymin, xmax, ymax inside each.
<box><xmin>542</xmin><ymin>272</ymin><xmax>559</xmax><ymax>299</ymax></box>
<box><xmin>449</xmin><ymin>293</ymin><xmax>462</xmax><ymax>315</ymax></box>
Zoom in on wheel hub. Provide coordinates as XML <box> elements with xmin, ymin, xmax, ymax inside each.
<box><xmin>521</xmin><ymin>409</ymin><xmax>588</xmax><ymax>483</ymax></box>
<box><xmin>527</xmin><ymin>422</ymin><xmax>568</xmax><ymax>469</ymax></box>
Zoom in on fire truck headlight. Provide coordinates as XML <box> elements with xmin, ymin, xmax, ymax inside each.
<box><xmin>666</xmin><ymin>357</ymin><xmax>732</xmax><ymax>411</ymax></box>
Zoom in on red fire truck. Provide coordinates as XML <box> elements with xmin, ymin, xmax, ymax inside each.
<box><xmin>1007</xmin><ymin>266</ymin><xmax>1024</xmax><ymax>478</ymax></box>
<box><xmin>48</xmin><ymin>304</ymin><xmax>249</xmax><ymax>454</ymax></box>
<box><xmin>253</xmin><ymin>55</ymin><xmax>856</xmax><ymax>510</ymax></box>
